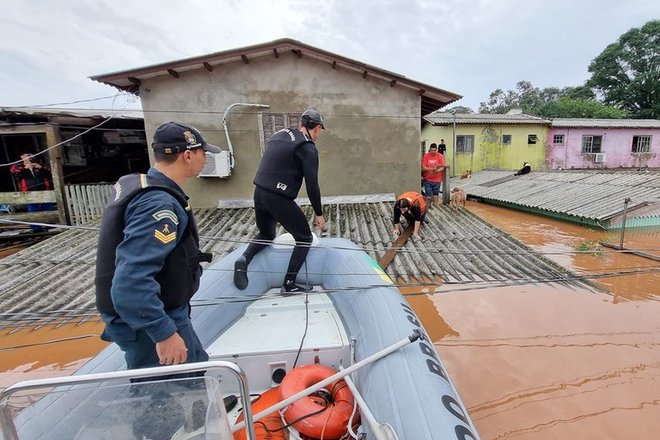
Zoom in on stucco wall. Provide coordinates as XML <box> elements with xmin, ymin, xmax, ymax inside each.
<box><xmin>139</xmin><ymin>55</ymin><xmax>421</xmax><ymax>207</ymax></box>
<box><xmin>421</xmin><ymin>123</ymin><xmax>547</xmax><ymax>175</ymax></box>
<box><xmin>547</xmin><ymin>127</ymin><xmax>660</xmax><ymax>169</ymax></box>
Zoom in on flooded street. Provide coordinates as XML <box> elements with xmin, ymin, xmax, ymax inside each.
<box><xmin>428</xmin><ymin>201</ymin><xmax>660</xmax><ymax>439</ymax></box>
<box><xmin>0</xmin><ymin>321</ymin><xmax>108</xmax><ymax>390</ymax></box>
<box><xmin>2</xmin><ymin>201</ymin><xmax>659</xmax><ymax>438</ymax></box>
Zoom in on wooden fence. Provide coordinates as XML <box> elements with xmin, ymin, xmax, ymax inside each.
<box><xmin>65</xmin><ymin>184</ymin><xmax>114</xmax><ymax>226</ymax></box>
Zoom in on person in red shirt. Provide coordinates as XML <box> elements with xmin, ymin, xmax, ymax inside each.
<box><xmin>10</xmin><ymin>153</ymin><xmax>55</xmax><ymax>230</ymax></box>
<box><xmin>421</xmin><ymin>143</ymin><xmax>445</xmax><ymax>205</ymax></box>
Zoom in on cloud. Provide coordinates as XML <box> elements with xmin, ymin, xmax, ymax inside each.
<box><xmin>1</xmin><ymin>0</ymin><xmax>658</xmax><ymax>110</ymax></box>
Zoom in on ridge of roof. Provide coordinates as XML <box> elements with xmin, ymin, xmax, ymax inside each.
<box><xmin>89</xmin><ymin>38</ymin><xmax>461</xmax><ymax>107</ymax></box>
<box><xmin>425</xmin><ymin>112</ymin><xmax>550</xmax><ymax>125</ymax></box>
<box><xmin>550</xmin><ymin>118</ymin><xmax>660</xmax><ymax>128</ymax></box>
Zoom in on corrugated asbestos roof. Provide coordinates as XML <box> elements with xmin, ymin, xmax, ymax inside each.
<box><xmin>0</xmin><ymin>202</ymin><xmax>590</xmax><ymax>329</ymax></box>
<box><xmin>424</xmin><ymin>113</ymin><xmax>550</xmax><ymax>125</ymax></box>
<box><xmin>0</xmin><ymin>107</ymin><xmax>144</xmax><ymax>120</ymax></box>
<box><xmin>551</xmin><ymin>118</ymin><xmax>660</xmax><ymax>129</ymax></box>
<box><xmin>451</xmin><ymin>169</ymin><xmax>660</xmax><ymax>225</ymax></box>
<box><xmin>423</xmin><ymin>114</ymin><xmax>660</xmax><ymax>129</ymax></box>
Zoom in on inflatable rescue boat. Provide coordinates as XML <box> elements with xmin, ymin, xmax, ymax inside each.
<box><xmin>1</xmin><ymin>237</ymin><xmax>480</xmax><ymax>440</ymax></box>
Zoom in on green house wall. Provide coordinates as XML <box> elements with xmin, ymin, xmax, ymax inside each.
<box><xmin>421</xmin><ymin>123</ymin><xmax>548</xmax><ymax>176</ymax></box>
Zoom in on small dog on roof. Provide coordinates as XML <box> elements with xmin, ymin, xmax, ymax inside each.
<box><xmin>514</xmin><ymin>162</ymin><xmax>531</xmax><ymax>176</ymax></box>
<box><xmin>450</xmin><ymin>187</ymin><xmax>467</xmax><ymax>209</ymax></box>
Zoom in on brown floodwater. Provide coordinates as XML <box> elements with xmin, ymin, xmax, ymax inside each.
<box><xmin>0</xmin><ymin>320</ymin><xmax>108</xmax><ymax>390</ymax></box>
<box><xmin>426</xmin><ymin>201</ymin><xmax>660</xmax><ymax>439</ymax></box>
<box><xmin>2</xmin><ymin>202</ymin><xmax>659</xmax><ymax>439</ymax></box>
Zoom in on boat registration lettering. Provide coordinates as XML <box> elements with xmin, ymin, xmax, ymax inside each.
<box><xmin>400</xmin><ymin>302</ymin><xmax>479</xmax><ymax>440</ymax></box>
<box><xmin>400</xmin><ymin>302</ymin><xmax>449</xmax><ymax>383</ymax></box>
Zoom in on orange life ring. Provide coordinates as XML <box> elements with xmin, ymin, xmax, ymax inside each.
<box><xmin>234</xmin><ymin>387</ymin><xmax>286</xmax><ymax>440</ymax></box>
<box><xmin>278</xmin><ymin>364</ymin><xmax>357</xmax><ymax>439</ymax></box>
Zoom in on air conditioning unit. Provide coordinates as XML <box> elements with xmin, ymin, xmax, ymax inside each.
<box><xmin>594</xmin><ymin>153</ymin><xmax>606</xmax><ymax>163</ymax></box>
<box><xmin>199</xmin><ymin>151</ymin><xmax>231</xmax><ymax>178</ymax></box>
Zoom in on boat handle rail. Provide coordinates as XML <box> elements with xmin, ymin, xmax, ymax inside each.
<box><xmin>232</xmin><ymin>331</ymin><xmax>420</xmax><ymax>433</ymax></box>
<box><xmin>0</xmin><ymin>360</ymin><xmax>256</xmax><ymax>440</ymax></box>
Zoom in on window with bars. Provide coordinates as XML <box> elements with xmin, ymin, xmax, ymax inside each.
<box><xmin>632</xmin><ymin>135</ymin><xmax>651</xmax><ymax>153</ymax></box>
<box><xmin>456</xmin><ymin>135</ymin><xmax>474</xmax><ymax>152</ymax></box>
<box><xmin>581</xmin><ymin>135</ymin><xmax>602</xmax><ymax>153</ymax></box>
<box><xmin>502</xmin><ymin>134</ymin><xmax>511</xmax><ymax>145</ymax></box>
<box><xmin>258</xmin><ymin>112</ymin><xmax>301</xmax><ymax>155</ymax></box>
<box><xmin>553</xmin><ymin>134</ymin><xmax>565</xmax><ymax>145</ymax></box>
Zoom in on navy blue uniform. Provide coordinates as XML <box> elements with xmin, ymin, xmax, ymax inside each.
<box><xmin>96</xmin><ymin>168</ymin><xmax>208</xmax><ymax>371</ymax></box>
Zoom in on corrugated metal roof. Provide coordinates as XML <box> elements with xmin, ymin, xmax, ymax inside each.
<box><xmin>452</xmin><ymin>169</ymin><xmax>660</xmax><ymax>226</ymax></box>
<box><xmin>0</xmin><ymin>202</ymin><xmax>590</xmax><ymax>329</ymax></box>
<box><xmin>551</xmin><ymin>118</ymin><xmax>660</xmax><ymax>129</ymax></box>
<box><xmin>0</xmin><ymin>107</ymin><xmax>144</xmax><ymax>120</ymax></box>
<box><xmin>425</xmin><ymin>113</ymin><xmax>550</xmax><ymax>126</ymax></box>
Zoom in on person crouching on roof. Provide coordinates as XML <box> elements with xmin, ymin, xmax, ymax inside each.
<box><xmin>393</xmin><ymin>191</ymin><xmax>427</xmax><ymax>240</ymax></box>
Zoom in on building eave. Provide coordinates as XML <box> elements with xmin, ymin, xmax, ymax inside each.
<box><xmin>90</xmin><ymin>38</ymin><xmax>461</xmax><ymax>115</ymax></box>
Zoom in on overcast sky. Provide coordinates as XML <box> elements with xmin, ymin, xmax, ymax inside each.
<box><xmin>1</xmin><ymin>0</ymin><xmax>658</xmax><ymax>112</ymax></box>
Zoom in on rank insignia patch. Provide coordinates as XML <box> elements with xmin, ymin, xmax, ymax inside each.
<box><xmin>154</xmin><ymin>223</ymin><xmax>176</xmax><ymax>244</ymax></box>
<box><xmin>152</xmin><ymin>210</ymin><xmax>179</xmax><ymax>224</ymax></box>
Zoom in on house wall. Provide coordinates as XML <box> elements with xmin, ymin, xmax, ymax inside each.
<box><xmin>139</xmin><ymin>55</ymin><xmax>421</xmax><ymax>207</ymax></box>
<box><xmin>421</xmin><ymin>123</ymin><xmax>547</xmax><ymax>175</ymax></box>
<box><xmin>547</xmin><ymin>127</ymin><xmax>660</xmax><ymax>169</ymax></box>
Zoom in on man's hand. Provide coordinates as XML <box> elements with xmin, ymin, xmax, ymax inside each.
<box><xmin>392</xmin><ymin>228</ymin><xmax>400</xmax><ymax>237</ymax></box>
<box><xmin>156</xmin><ymin>332</ymin><xmax>188</xmax><ymax>365</ymax></box>
<box><xmin>316</xmin><ymin>215</ymin><xmax>325</xmax><ymax>230</ymax></box>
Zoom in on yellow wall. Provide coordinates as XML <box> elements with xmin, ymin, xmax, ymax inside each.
<box><xmin>421</xmin><ymin>123</ymin><xmax>548</xmax><ymax>176</ymax></box>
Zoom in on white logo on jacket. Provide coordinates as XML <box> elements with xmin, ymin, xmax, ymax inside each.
<box><xmin>276</xmin><ymin>182</ymin><xmax>288</xmax><ymax>191</ymax></box>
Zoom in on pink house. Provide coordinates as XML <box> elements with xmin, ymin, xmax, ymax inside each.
<box><xmin>547</xmin><ymin>119</ymin><xmax>660</xmax><ymax>170</ymax></box>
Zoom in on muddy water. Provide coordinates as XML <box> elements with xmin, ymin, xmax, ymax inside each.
<box><xmin>468</xmin><ymin>201</ymin><xmax>660</xmax><ymax>301</ymax></box>
<box><xmin>0</xmin><ymin>320</ymin><xmax>108</xmax><ymax>390</ymax></box>
<box><xmin>422</xmin><ymin>201</ymin><xmax>660</xmax><ymax>439</ymax></box>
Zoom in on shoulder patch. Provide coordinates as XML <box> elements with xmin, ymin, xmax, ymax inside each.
<box><xmin>154</xmin><ymin>223</ymin><xmax>176</xmax><ymax>244</ymax></box>
<box><xmin>152</xmin><ymin>210</ymin><xmax>179</xmax><ymax>225</ymax></box>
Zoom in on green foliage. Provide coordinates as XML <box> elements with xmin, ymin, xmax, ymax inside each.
<box><xmin>536</xmin><ymin>97</ymin><xmax>629</xmax><ymax>118</ymax></box>
<box><xmin>478</xmin><ymin>20</ymin><xmax>660</xmax><ymax>119</ymax></box>
<box><xmin>440</xmin><ymin>105</ymin><xmax>474</xmax><ymax>114</ymax></box>
<box><xmin>573</xmin><ymin>239</ymin><xmax>602</xmax><ymax>253</ymax></box>
<box><xmin>587</xmin><ymin>19</ymin><xmax>660</xmax><ymax>119</ymax></box>
<box><xmin>479</xmin><ymin>80</ymin><xmax>626</xmax><ymax>118</ymax></box>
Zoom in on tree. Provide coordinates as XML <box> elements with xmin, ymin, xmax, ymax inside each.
<box><xmin>479</xmin><ymin>81</ymin><xmax>624</xmax><ymax>118</ymax></box>
<box><xmin>536</xmin><ymin>98</ymin><xmax>628</xmax><ymax>118</ymax></box>
<box><xmin>440</xmin><ymin>105</ymin><xmax>474</xmax><ymax>114</ymax></box>
<box><xmin>587</xmin><ymin>19</ymin><xmax>660</xmax><ymax>119</ymax></box>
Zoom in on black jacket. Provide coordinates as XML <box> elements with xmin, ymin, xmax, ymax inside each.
<box><xmin>253</xmin><ymin>127</ymin><xmax>323</xmax><ymax>216</ymax></box>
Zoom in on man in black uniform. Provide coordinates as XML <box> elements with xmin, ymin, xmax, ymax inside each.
<box><xmin>234</xmin><ymin>109</ymin><xmax>326</xmax><ymax>294</ymax></box>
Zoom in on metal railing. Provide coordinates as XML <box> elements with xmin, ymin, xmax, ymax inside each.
<box><xmin>0</xmin><ymin>361</ymin><xmax>255</xmax><ymax>440</ymax></box>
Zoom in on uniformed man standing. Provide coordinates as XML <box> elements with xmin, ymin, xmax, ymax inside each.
<box><xmin>95</xmin><ymin>122</ymin><xmax>220</xmax><ymax>374</ymax></box>
<box><xmin>233</xmin><ymin>109</ymin><xmax>326</xmax><ymax>294</ymax></box>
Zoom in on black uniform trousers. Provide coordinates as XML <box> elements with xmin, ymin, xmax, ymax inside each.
<box><xmin>243</xmin><ymin>186</ymin><xmax>313</xmax><ymax>283</ymax></box>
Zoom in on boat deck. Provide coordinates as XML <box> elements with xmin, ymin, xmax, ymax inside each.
<box><xmin>207</xmin><ymin>289</ymin><xmax>351</xmax><ymax>395</ymax></box>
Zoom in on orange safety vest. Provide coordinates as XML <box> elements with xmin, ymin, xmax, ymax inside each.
<box><xmin>397</xmin><ymin>191</ymin><xmax>426</xmax><ymax>215</ymax></box>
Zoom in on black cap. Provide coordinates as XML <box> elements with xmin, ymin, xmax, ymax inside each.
<box><xmin>301</xmin><ymin>109</ymin><xmax>325</xmax><ymax>130</ymax></box>
<box><xmin>152</xmin><ymin>122</ymin><xmax>222</xmax><ymax>154</ymax></box>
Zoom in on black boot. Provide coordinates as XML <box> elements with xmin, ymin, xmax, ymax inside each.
<box><xmin>233</xmin><ymin>256</ymin><xmax>248</xmax><ymax>290</ymax></box>
<box><xmin>281</xmin><ymin>279</ymin><xmax>313</xmax><ymax>295</ymax></box>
